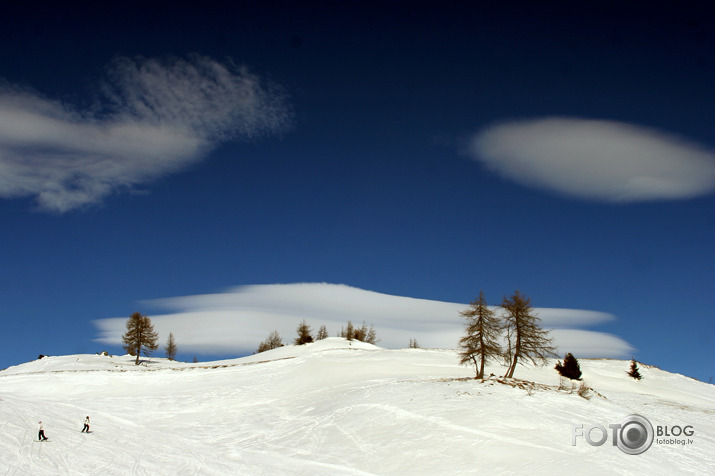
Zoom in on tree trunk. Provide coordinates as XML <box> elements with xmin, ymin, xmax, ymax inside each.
<box><xmin>506</xmin><ymin>328</ymin><xmax>521</xmax><ymax>378</ymax></box>
<box><xmin>506</xmin><ymin>353</ymin><xmax>518</xmax><ymax>378</ymax></box>
<box><xmin>478</xmin><ymin>332</ymin><xmax>485</xmax><ymax>379</ymax></box>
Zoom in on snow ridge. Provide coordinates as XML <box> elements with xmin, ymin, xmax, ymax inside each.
<box><xmin>1</xmin><ymin>339</ymin><xmax>713</xmax><ymax>475</ymax></box>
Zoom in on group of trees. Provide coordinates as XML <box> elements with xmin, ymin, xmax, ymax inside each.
<box><xmin>256</xmin><ymin>320</ymin><xmax>379</xmax><ymax>353</ymax></box>
<box><xmin>257</xmin><ymin>330</ymin><xmax>284</xmax><ymax>353</ymax></box>
<box><xmin>122</xmin><ymin>311</ymin><xmax>383</xmax><ymax>360</ymax></box>
<box><xmin>256</xmin><ymin>321</ymin><xmax>318</xmax><ymax>354</ymax></box>
<box><xmin>338</xmin><ymin>321</ymin><xmax>378</xmax><ymax>344</ymax></box>
<box><xmin>121</xmin><ymin>312</ymin><xmax>177</xmax><ymax>365</ymax></box>
<box><xmin>122</xmin><ymin>305</ymin><xmax>646</xmax><ymax>382</ymax></box>
<box><xmin>458</xmin><ymin>291</ymin><xmax>646</xmax><ymax>383</ymax></box>
<box><xmin>458</xmin><ymin>290</ymin><xmax>556</xmax><ymax>379</ymax></box>
<box><xmin>553</xmin><ymin>354</ymin><xmax>643</xmax><ymax>382</ymax></box>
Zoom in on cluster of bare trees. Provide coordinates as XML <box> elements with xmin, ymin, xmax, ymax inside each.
<box><xmin>338</xmin><ymin>321</ymin><xmax>377</xmax><ymax>344</ymax></box>
<box><xmin>458</xmin><ymin>290</ymin><xmax>556</xmax><ymax>379</ymax></box>
<box><xmin>256</xmin><ymin>320</ymin><xmax>378</xmax><ymax>353</ymax></box>
<box><xmin>121</xmin><ymin>306</ymin><xmax>645</xmax><ymax>383</ymax></box>
<box><xmin>257</xmin><ymin>330</ymin><xmax>283</xmax><ymax>353</ymax></box>
<box><xmin>256</xmin><ymin>321</ymin><xmax>317</xmax><ymax>353</ymax></box>
<box><xmin>121</xmin><ymin>311</ymin><xmax>381</xmax><ymax>360</ymax></box>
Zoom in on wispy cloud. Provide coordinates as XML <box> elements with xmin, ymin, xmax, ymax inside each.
<box><xmin>0</xmin><ymin>55</ymin><xmax>291</xmax><ymax>212</ymax></box>
<box><xmin>468</xmin><ymin>118</ymin><xmax>715</xmax><ymax>202</ymax></box>
<box><xmin>93</xmin><ymin>283</ymin><xmax>633</xmax><ymax>358</ymax></box>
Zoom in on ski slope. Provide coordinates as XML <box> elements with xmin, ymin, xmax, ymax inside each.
<box><xmin>1</xmin><ymin>338</ymin><xmax>713</xmax><ymax>475</ymax></box>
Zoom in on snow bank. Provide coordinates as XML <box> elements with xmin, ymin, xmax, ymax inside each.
<box><xmin>1</xmin><ymin>341</ymin><xmax>713</xmax><ymax>475</ymax></box>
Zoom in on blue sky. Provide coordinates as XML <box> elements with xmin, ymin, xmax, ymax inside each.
<box><xmin>1</xmin><ymin>2</ymin><xmax>713</xmax><ymax>382</ymax></box>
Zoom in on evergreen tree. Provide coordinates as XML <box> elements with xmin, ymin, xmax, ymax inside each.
<box><xmin>316</xmin><ymin>325</ymin><xmax>329</xmax><ymax>340</ymax></box>
<box><xmin>257</xmin><ymin>330</ymin><xmax>283</xmax><ymax>353</ymax></box>
<box><xmin>294</xmin><ymin>320</ymin><xmax>314</xmax><ymax>345</ymax></box>
<box><xmin>628</xmin><ymin>358</ymin><xmax>642</xmax><ymax>380</ymax></box>
<box><xmin>554</xmin><ymin>352</ymin><xmax>582</xmax><ymax>380</ymax></box>
<box><xmin>502</xmin><ymin>291</ymin><xmax>556</xmax><ymax>378</ymax></box>
<box><xmin>121</xmin><ymin>312</ymin><xmax>159</xmax><ymax>365</ymax></box>
<box><xmin>165</xmin><ymin>332</ymin><xmax>177</xmax><ymax>361</ymax></box>
<box><xmin>458</xmin><ymin>291</ymin><xmax>502</xmax><ymax>379</ymax></box>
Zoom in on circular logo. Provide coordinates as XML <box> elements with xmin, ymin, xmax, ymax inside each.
<box><xmin>616</xmin><ymin>414</ymin><xmax>654</xmax><ymax>455</ymax></box>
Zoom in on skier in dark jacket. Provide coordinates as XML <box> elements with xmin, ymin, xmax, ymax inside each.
<box><xmin>81</xmin><ymin>416</ymin><xmax>90</xmax><ymax>433</ymax></box>
<box><xmin>38</xmin><ymin>421</ymin><xmax>48</xmax><ymax>441</ymax></box>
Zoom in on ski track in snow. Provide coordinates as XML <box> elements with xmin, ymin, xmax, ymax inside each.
<box><xmin>0</xmin><ymin>339</ymin><xmax>713</xmax><ymax>475</ymax></box>
<box><xmin>349</xmin><ymin>402</ymin><xmax>565</xmax><ymax>453</ymax></box>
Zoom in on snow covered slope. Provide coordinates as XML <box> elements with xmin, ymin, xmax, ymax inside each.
<box><xmin>1</xmin><ymin>338</ymin><xmax>713</xmax><ymax>475</ymax></box>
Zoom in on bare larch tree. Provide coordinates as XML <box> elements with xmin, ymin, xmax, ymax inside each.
<box><xmin>122</xmin><ymin>312</ymin><xmax>159</xmax><ymax>365</ymax></box>
<box><xmin>165</xmin><ymin>332</ymin><xmax>177</xmax><ymax>361</ymax></box>
<box><xmin>294</xmin><ymin>320</ymin><xmax>314</xmax><ymax>345</ymax></box>
<box><xmin>316</xmin><ymin>325</ymin><xmax>329</xmax><ymax>340</ymax></box>
<box><xmin>257</xmin><ymin>330</ymin><xmax>283</xmax><ymax>353</ymax></box>
<box><xmin>502</xmin><ymin>290</ymin><xmax>555</xmax><ymax>379</ymax></box>
<box><xmin>458</xmin><ymin>291</ymin><xmax>502</xmax><ymax>379</ymax></box>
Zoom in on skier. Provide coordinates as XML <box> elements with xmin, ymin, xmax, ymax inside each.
<box><xmin>81</xmin><ymin>416</ymin><xmax>90</xmax><ymax>433</ymax></box>
<box><xmin>38</xmin><ymin>421</ymin><xmax>48</xmax><ymax>441</ymax></box>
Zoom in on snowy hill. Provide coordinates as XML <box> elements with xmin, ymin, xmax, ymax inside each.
<box><xmin>1</xmin><ymin>338</ymin><xmax>713</xmax><ymax>475</ymax></box>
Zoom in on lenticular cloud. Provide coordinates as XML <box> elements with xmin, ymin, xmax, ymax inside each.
<box><xmin>469</xmin><ymin>118</ymin><xmax>715</xmax><ymax>202</ymax></box>
<box><xmin>93</xmin><ymin>282</ymin><xmax>633</xmax><ymax>358</ymax></box>
<box><xmin>0</xmin><ymin>55</ymin><xmax>291</xmax><ymax>212</ymax></box>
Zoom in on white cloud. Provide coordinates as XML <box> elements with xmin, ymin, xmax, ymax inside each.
<box><xmin>93</xmin><ymin>282</ymin><xmax>632</xmax><ymax>358</ymax></box>
<box><xmin>469</xmin><ymin>118</ymin><xmax>715</xmax><ymax>202</ymax></box>
<box><xmin>0</xmin><ymin>55</ymin><xmax>291</xmax><ymax>212</ymax></box>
